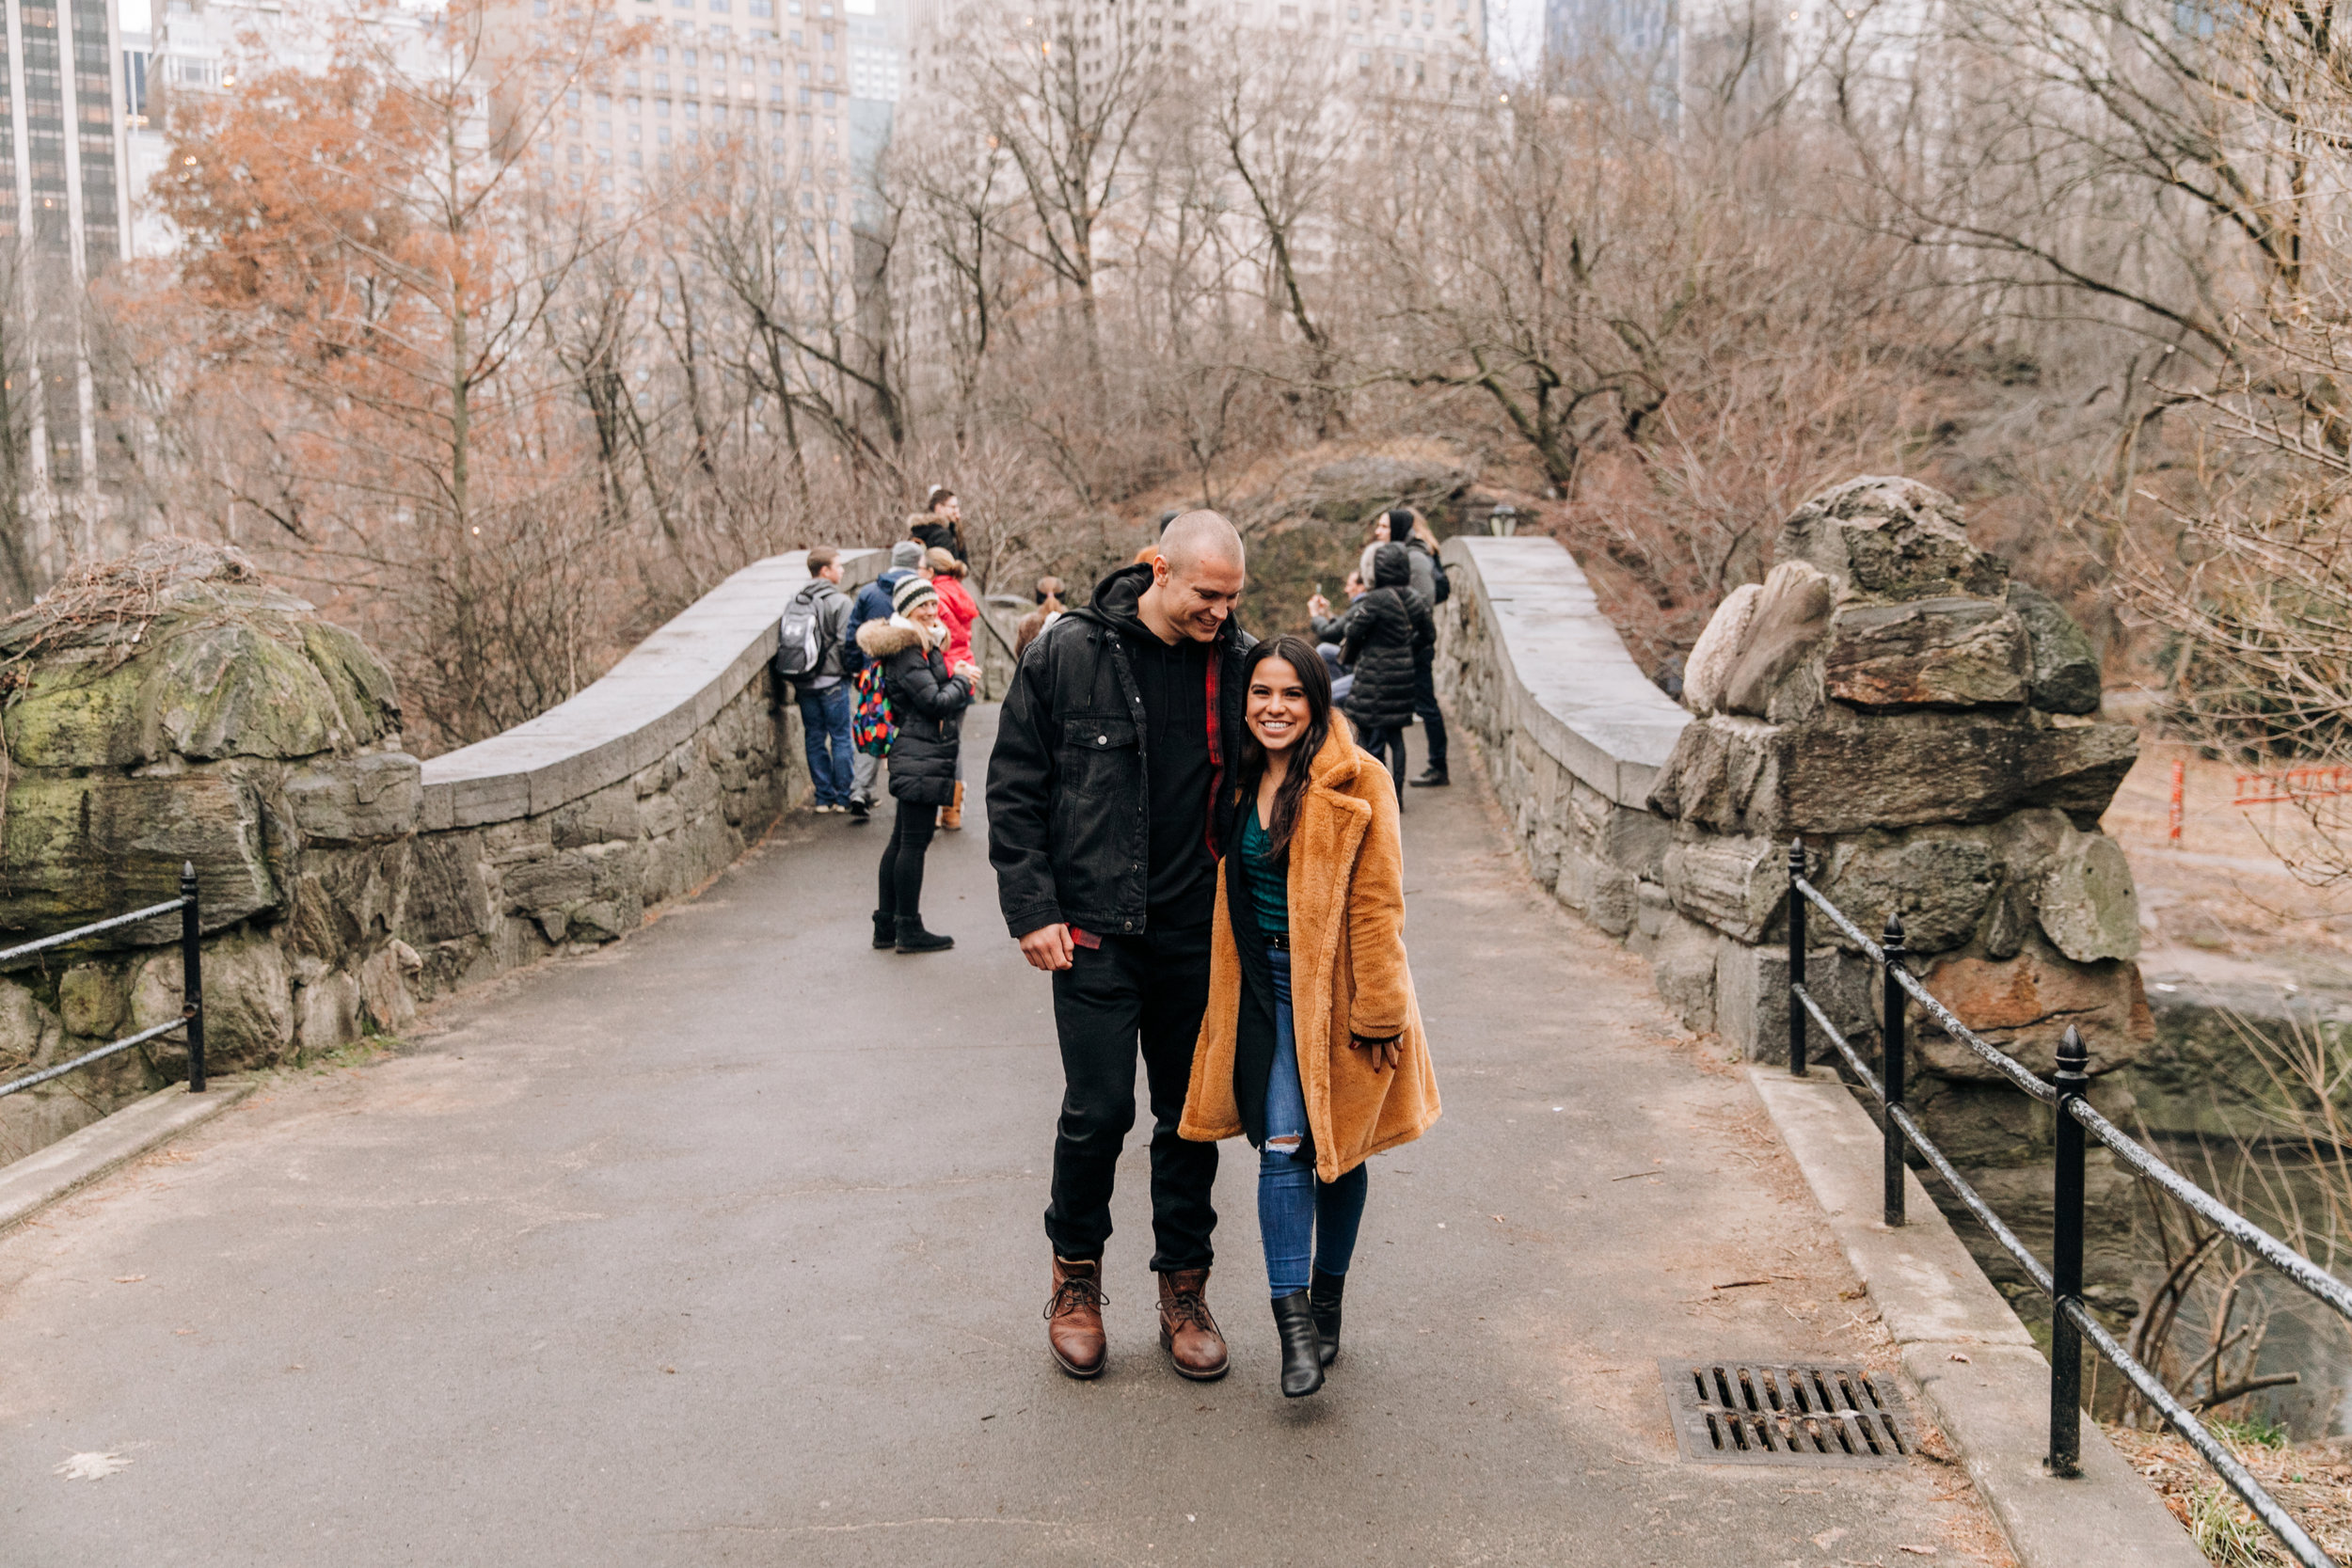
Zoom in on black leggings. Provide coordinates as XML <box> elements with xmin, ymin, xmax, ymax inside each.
<box><xmin>878</xmin><ymin>800</ymin><xmax>938</xmax><ymax>923</ymax></box>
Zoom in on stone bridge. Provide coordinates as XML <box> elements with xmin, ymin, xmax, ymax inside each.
<box><xmin>0</xmin><ymin>493</ymin><xmax>2203</xmax><ymax>1567</ymax></box>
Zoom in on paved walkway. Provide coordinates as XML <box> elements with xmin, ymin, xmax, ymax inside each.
<box><xmin>0</xmin><ymin>709</ymin><xmax>2011</xmax><ymax>1566</ymax></box>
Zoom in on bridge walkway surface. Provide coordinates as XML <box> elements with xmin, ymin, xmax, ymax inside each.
<box><xmin>0</xmin><ymin>707</ymin><xmax>2012</xmax><ymax>1567</ymax></box>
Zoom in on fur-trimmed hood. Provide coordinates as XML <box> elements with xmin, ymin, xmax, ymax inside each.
<box><xmin>856</xmin><ymin>616</ymin><xmax>931</xmax><ymax>659</ymax></box>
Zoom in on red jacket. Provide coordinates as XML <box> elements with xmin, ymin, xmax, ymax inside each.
<box><xmin>933</xmin><ymin>574</ymin><xmax>980</xmax><ymax>671</ymax></box>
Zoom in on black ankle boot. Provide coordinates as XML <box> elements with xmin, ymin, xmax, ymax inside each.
<box><xmin>1270</xmin><ymin>1290</ymin><xmax>1324</xmax><ymax>1397</ymax></box>
<box><xmin>1409</xmin><ymin>767</ymin><xmax>1449</xmax><ymax>787</ymax></box>
<box><xmin>895</xmin><ymin>918</ymin><xmax>954</xmax><ymax>954</ymax></box>
<box><xmin>872</xmin><ymin>911</ymin><xmax>897</xmax><ymax>950</ymax></box>
<box><xmin>1308</xmin><ymin>1268</ymin><xmax>1344</xmax><ymax>1368</ymax></box>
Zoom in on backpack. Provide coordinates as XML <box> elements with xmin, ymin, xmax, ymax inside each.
<box><xmin>773</xmin><ymin>581</ymin><xmax>832</xmax><ymax>682</ymax></box>
<box><xmin>852</xmin><ymin>662</ymin><xmax>897</xmax><ymax>756</ymax></box>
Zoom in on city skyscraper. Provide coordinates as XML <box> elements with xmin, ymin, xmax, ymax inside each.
<box><xmin>1</xmin><ymin>0</ymin><xmax>132</xmax><ymax>574</ymax></box>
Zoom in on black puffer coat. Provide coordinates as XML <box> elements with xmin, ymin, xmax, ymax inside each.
<box><xmin>857</xmin><ymin>619</ymin><xmax>974</xmax><ymax>806</ymax></box>
<box><xmin>986</xmin><ymin>562</ymin><xmax>1255</xmax><ymax>939</ymax></box>
<box><xmin>1338</xmin><ymin>544</ymin><xmax>1434</xmax><ymax>730</ymax></box>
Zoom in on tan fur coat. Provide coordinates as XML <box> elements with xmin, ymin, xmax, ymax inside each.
<box><xmin>1178</xmin><ymin>723</ymin><xmax>1439</xmax><ymax>1180</ymax></box>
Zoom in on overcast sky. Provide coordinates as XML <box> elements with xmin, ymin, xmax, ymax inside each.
<box><xmin>1489</xmin><ymin>0</ymin><xmax>1544</xmax><ymax>78</ymax></box>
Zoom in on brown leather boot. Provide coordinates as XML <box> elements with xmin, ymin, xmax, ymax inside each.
<box><xmin>941</xmin><ymin>780</ymin><xmax>965</xmax><ymax>831</ymax></box>
<box><xmin>1045</xmin><ymin>1257</ymin><xmax>1107</xmax><ymax>1379</ymax></box>
<box><xmin>1156</xmin><ymin>1268</ymin><xmax>1230</xmax><ymax>1381</ymax></box>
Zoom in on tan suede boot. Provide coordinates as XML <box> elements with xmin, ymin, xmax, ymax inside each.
<box><xmin>941</xmin><ymin>779</ymin><xmax>965</xmax><ymax>831</ymax></box>
<box><xmin>1157</xmin><ymin>1268</ymin><xmax>1230</xmax><ymax>1381</ymax></box>
<box><xmin>1045</xmin><ymin>1257</ymin><xmax>1107</xmax><ymax>1378</ymax></box>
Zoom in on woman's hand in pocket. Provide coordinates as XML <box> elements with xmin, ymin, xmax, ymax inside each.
<box><xmin>1350</xmin><ymin>1033</ymin><xmax>1404</xmax><ymax>1072</ymax></box>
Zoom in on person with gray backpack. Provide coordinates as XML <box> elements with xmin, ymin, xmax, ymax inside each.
<box><xmin>775</xmin><ymin>547</ymin><xmax>857</xmax><ymax>814</ymax></box>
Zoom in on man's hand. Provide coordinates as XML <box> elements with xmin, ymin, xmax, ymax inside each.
<box><xmin>1020</xmin><ymin>923</ymin><xmax>1075</xmax><ymax>972</ymax></box>
<box><xmin>1306</xmin><ymin>593</ymin><xmax>1331</xmax><ymax>619</ymax></box>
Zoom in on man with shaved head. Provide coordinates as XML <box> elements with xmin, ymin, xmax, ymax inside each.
<box><xmin>989</xmin><ymin>508</ymin><xmax>1252</xmax><ymax>1384</ymax></box>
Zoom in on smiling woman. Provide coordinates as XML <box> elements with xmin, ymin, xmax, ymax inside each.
<box><xmin>1180</xmin><ymin>633</ymin><xmax>1441</xmax><ymax>1400</ymax></box>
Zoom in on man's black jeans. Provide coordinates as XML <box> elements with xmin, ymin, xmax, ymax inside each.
<box><xmin>1045</xmin><ymin>921</ymin><xmax>1218</xmax><ymax>1273</ymax></box>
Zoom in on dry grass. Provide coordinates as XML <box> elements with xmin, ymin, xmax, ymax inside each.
<box><xmin>2106</xmin><ymin>1421</ymin><xmax>2352</xmax><ymax>1564</ymax></box>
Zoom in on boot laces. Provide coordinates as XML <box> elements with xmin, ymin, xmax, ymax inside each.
<box><xmin>1161</xmin><ymin>1286</ymin><xmax>1217</xmax><ymax>1334</ymax></box>
<box><xmin>1045</xmin><ymin>1275</ymin><xmax>1104</xmax><ymax>1321</ymax></box>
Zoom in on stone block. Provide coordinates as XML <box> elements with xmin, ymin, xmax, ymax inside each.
<box><xmin>639</xmin><ymin>792</ymin><xmax>687</xmax><ymax>840</ymax></box>
<box><xmin>298</xmin><ymin>620</ymin><xmax>404</xmax><ymax>748</ymax></box>
<box><xmin>284</xmin><ymin>752</ymin><xmax>422</xmax><ymax>845</ymax></box>
<box><xmin>1663</xmin><ymin>834</ymin><xmax>1783</xmax><ymax>942</ymax></box>
<box><xmin>0</xmin><ymin>768</ymin><xmax>278</xmax><ymax>940</ymax></box>
<box><xmin>1597</xmin><ymin>802</ymin><xmax>1671</xmax><ymax>880</ymax></box>
<box><xmin>550</xmin><ymin>782</ymin><xmax>640</xmax><ymax>849</ymax></box>
<box><xmin>2007</xmin><ymin>583</ymin><xmax>2103</xmax><ymax>716</ymax></box>
<box><xmin>1910</xmin><ymin>937</ymin><xmax>2153</xmax><ymax>1078</ymax></box>
<box><xmin>1653</xmin><ymin>710</ymin><xmax>2139</xmax><ymax>837</ymax></box>
<box><xmin>0</xmin><ymin>980</ymin><xmax>64</xmax><ymax>1071</ymax></box>
<box><xmin>405</xmin><ymin>832</ymin><xmax>494</xmax><ymax>944</ymax></box>
<box><xmin>4</xmin><ymin>656</ymin><xmax>158</xmax><ymax>768</ymax></box>
<box><xmin>1722</xmin><ymin>562</ymin><xmax>1835</xmax><ymax>717</ymax></box>
<box><xmin>2037</xmin><ymin>827</ymin><xmax>2138</xmax><ymax>962</ymax></box>
<box><xmin>1815</xmin><ymin>830</ymin><xmax>1998</xmax><ymax>956</ymax></box>
<box><xmin>1718</xmin><ymin>942</ymin><xmax>1874</xmax><ymax>1064</ymax></box>
<box><xmin>483</xmin><ymin>818</ymin><xmax>553</xmax><ymax>865</ymax></box>
<box><xmin>294</xmin><ymin>971</ymin><xmax>362</xmax><ymax>1053</ymax></box>
<box><xmin>1683</xmin><ymin>582</ymin><xmax>1760</xmax><ymax>717</ymax></box>
<box><xmin>1632</xmin><ymin>879</ymin><xmax>1674</xmax><ymax>945</ymax></box>
<box><xmin>154</xmin><ymin>621</ymin><xmax>343</xmax><ymax>762</ymax></box>
<box><xmin>358</xmin><ymin>941</ymin><xmax>420</xmax><ymax>1034</ymax></box>
<box><xmin>1775</xmin><ymin>476</ymin><xmax>2010</xmax><ymax>602</ymax></box>
<box><xmin>503</xmin><ymin>852</ymin><xmax>595</xmax><ymax>914</ymax></box>
<box><xmin>1589</xmin><ymin>859</ymin><xmax>1637</xmax><ymax>937</ymax></box>
<box><xmin>1651</xmin><ymin>924</ymin><xmax>1723</xmax><ymax>1035</ymax></box>
<box><xmin>1821</xmin><ymin>597</ymin><xmax>2026</xmax><ymax>709</ymax></box>
<box><xmin>59</xmin><ymin>963</ymin><xmax>127</xmax><ymax>1038</ymax></box>
<box><xmin>567</xmin><ymin>899</ymin><xmax>632</xmax><ymax>942</ymax></box>
<box><xmin>204</xmin><ymin>930</ymin><xmax>295</xmax><ymax>1064</ymax></box>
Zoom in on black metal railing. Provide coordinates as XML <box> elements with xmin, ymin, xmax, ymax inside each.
<box><xmin>0</xmin><ymin>863</ymin><xmax>207</xmax><ymax>1101</ymax></box>
<box><xmin>1786</xmin><ymin>837</ymin><xmax>2350</xmax><ymax>1568</ymax></box>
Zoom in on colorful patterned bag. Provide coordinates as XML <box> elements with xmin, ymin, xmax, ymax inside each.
<box><xmin>852</xmin><ymin>662</ymin><xmax>896</xmax><ymax>756</ymax></box>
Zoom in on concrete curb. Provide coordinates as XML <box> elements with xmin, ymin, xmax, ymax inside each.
<box><xmin>1747</xmin><ymin>1066</ymin><xmax>2204</xmax><ymax>1568</ymax></box>
<box><xmin>0</xmin><ymin>1078</ymin><xmax>258</xmax><ymax>1235</ymax></box>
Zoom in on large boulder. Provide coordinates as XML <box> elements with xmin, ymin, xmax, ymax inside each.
<box><xmin>0</xmin><ymin>541</ymin><xmax>414</xmax><ymax>945</ymax></box>
<box><xmin>1776</xmin><ymin>476</ymin><xmax>2010</xmax><ymax>602</ymax></box>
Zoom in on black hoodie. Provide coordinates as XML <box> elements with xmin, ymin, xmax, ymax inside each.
<box><xmin>986</xmin><ymin>562</ymin><xmax>1255</xmax><ymax>940</ymax></box>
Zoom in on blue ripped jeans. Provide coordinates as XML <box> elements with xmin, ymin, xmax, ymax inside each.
<box><xmin>1260</xmin><ymin>946</ymin><xmax>1369</xmax><ymax>1299</ymax></box>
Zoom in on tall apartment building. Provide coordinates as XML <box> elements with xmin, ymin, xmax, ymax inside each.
<box><xmin>482</xmin><ymin>0</ymin><xmax>894</xmax><ymax>315</ymax></box>
<box><xmin>1545</xmin><ymin>0</ymin><xmax>1923</xmax><ymax>117</ymax></box>
<box><xmin>0</xmin><ymin>0</ymin><xmax>134</xmax><ymax>586</ymax></box>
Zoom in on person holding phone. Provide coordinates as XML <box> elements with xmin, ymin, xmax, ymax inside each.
<box><xmin>1179</xmin><ymin>635</ymin><xmax>1440</xmax><ymax>1397</ymax></box>
<box><xmin>857</xmin><ymin>574</ymin><xmax>981</xmax><ymax>953</ymax></box>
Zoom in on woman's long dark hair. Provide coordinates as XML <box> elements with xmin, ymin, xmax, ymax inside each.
<box><xmin>1237</xmin><ymin>636</ymin><xmax>1333</xmax><ymax>857</ymax></box>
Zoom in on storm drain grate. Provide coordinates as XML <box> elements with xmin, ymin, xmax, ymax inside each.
<box><xmin>1660</xmin><ymin>1360</ymin><xmax>1915</xmax><ymax>1467</ymax></box>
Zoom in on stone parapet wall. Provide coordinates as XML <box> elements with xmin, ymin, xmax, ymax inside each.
<box><xmin>404</xmin><ymin>548</ymin><xmax>882</xmax><ymax>998</ymax></box>
<box><xmin>1438</xmin><ymin>484</ymin><xmax>2152</xmax><ymax>1317</ymax></box>
<box><xmin>0</xmin><ymin>544</ymin><xmax>877</xmax><ymax>1166</ymax></box>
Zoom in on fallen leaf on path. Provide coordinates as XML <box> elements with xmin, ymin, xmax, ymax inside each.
<box><xmin>111</xmin><ymin>1275</ymin><xmax>144</xmax><ymax>1284</ymax></box>
<box><xmin>56</xmin><ymin>1452</ymin><xmax>131</xmax><ymax>1481</ymax></box>
<box><xmin>1898</xmin><ymin>1547</ymin><xmax>1939</xmax><ymax>1557</ymax></box>
<box><xmin>1947</xmin><ymin>1353</ymin><xmax>1971</xmax><ymax>1364</ymax></box>
<box><xmin>1713</xmin><ymin>1279</ymin><xmax>1772</xmax><ymax>1290</ymax></box>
